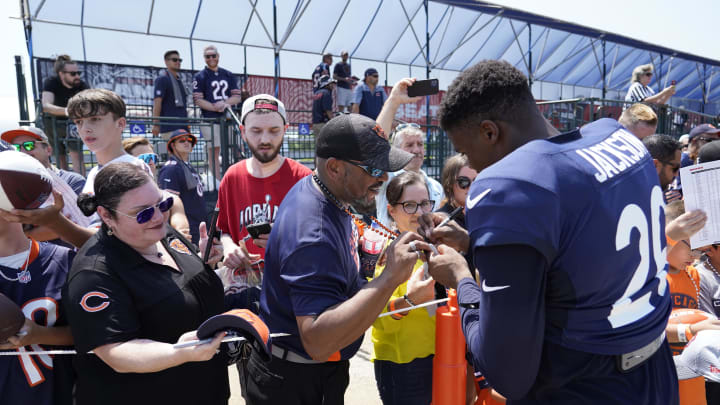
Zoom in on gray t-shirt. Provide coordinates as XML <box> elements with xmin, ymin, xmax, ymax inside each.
<box><xmin>697</xmin><ymin>260</ymin><xmax>720</xmax><ymax>317</ymax></box>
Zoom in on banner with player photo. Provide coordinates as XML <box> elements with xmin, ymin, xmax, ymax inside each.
<box><xmin>35</xmin><ymin>58</ymin><xmax>444</xmax><ymax>126</ymax></box>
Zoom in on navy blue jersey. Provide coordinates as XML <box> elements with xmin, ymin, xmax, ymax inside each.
<box><xmin>312</xmin><ymin>88</ymin><xmax>333</xmax><ymax>124</ymax></box>
<box><xmin>462</xmin><ymin>119</ymin><xmax>674</xmax><ymax>402</ymax></box>
<box><xmin>312</xmin><ymin>62</ymin><xmax>330</xmax><ymax>90</ymax></box>
<box><xmin>260</xmin><ymin>176</ymin><xmax>364</xmax><ymax>361</ymax></box>
<box><xmin>0</xmin><ymin>241</ymin><xmax>74</xmax><ymax>405</ymax></box>
<box><xmin>192</xmin><ymin>67</ymin><xmax>240</xmax><ymax>118</ymax></box>
<box><xmin>153</xmin><ymin>70</ymin><xmax>189</xmax><ymax>133</ymax></box>
<box><xmin>352</xmin><ymin>82</ymin><xmax>387</xmax><ymax>120</ymax></box>
<box><xmin>158</xmin><ymin>156</ymin><xmax>206</xmax><ymax>244</ymax></box>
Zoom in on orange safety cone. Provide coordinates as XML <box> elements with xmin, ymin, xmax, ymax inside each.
<box><xmin>432</xmin><ymin>289</ymin><xmax>466</xmax><ymax>405</ymax></box>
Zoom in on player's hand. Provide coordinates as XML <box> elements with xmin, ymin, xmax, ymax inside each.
<box><xmin>198</xmin><ymin>222</ymin><xmax>223</xmax><ymax>267</ymax></box>
<box><xmin>406</xmin><ymin>266</ymin><xmax>436</xmax><ymax>305</ymax></box>
<box><xmin>382</xmin><ymin>232</ymin><xmax>432</xmax><ymax>286</ymax></box>
<box><xmin>152</xmin><ymin>125</ymin><xmax>160</xmax><ymax>137</ymax></box>
<box><xmin>176</xmin><ymin>330</ymin><xmax>225</xmax><ymax>362</ymax></box>
<box><xmin>252</xmin><ymin>223</ymin><xmax>273</xmax><ymax>249</ymax></box>
<box><xmin>666</xmin><ymin>210</ymin><xmax>707</xmax><ymax>242</ymax></box>
<box><xmin>387</xmin><ymin>78</ymin><xmax>421</xmax><ymax>105</ymax></box>
<box><xmin>0</xmin><ymin>318</ymin><xmax>39</xmax><ymax>349</ymax></box>
<box><xmin>223</xmin><ymin>241</ymin><xmax>261</xmax><ymax>270</ymax></box>
<box><xmin>0</xmin><ymin>190</ymin><xmax>64</xmax><ymax>226</ymax></box>
<box><xmin>426</xmin><ymin>244</ymin><xmax>473</xmax><ymax>290</ymax></box>
<box><xmin>690</xmin><ymin>318</ymin><xmax>720</xmax><ymax>334</ymax></box>
<box><xmin>417</xmin><ymin>212</ymin><xmax>470</xmax><ymax>253</ymax></box>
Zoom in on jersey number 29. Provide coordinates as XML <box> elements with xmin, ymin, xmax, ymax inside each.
<box><xmin>609</xmin><ymin>186</ymin><xmax>667</xmax><ymax>328</ymax></box>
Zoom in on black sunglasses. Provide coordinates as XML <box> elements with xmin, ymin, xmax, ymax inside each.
<box><xmin>63</xmin><ymin>71</ymin><xmax>81</xmax><ymax>76</ymax></box>
<box><xmin>343</xmin><ymin>160</ymin><xmax>384</xmax><ymax>178</ymax></box>
<box><xmin>169</xmin><ymin>57</ymin><xmax>183</xmax><ymax>63</ymax></box>
<box><xmin>395</xmin><ymin>200</ymin><xmax>435</xmax><ymax>215</ymax></box>
<box><xmin>111</xmin><ymin>197</ymin><xmax>174</xmax><ymax>224</ymax></box>
<box><xmin>13</xmin><ymin>140</ymin><xmax>46</xmax><ymax>152</ymax></box>
<box><xmin>204</xmin><ymin>54</ymin><xmax>218</xmax><ymax>59</ymax></box>
<box><xmin>697</xmin><ymin>137</ymin><xmax>719</xmax><ymax>143</ymax></box>
<box><xmin>456</xmin><ymin>176</ymin><xmax>474</xmax><ymax>189</ymax></box>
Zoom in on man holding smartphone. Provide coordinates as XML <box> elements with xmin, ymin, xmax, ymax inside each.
<box><xmin>216</xmin><ymin>95</ymin><xmax>311</xmax><ymax>273</ymax></box>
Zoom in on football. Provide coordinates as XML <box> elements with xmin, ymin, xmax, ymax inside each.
<box><xmin>0</xmin><ymin>293</ymin><xmax>25</xmax><ymax>342</ymax></box>
<box><xmin>668</xmin><ymin>308</ymin><xmax>716</xmax><ymax>325</ymax></box>
<box><xmin>0</xmin><ymin>150</ymin><xmax>52</xmax><ymax>211</ymax></box>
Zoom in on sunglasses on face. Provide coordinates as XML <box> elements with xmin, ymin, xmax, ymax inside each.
<box><xmin>204</xmin><ymin>54</ymin><xmax>218</xmax><ymax>59</ymax></box>
<box><xmin>138</xmin><ymin>153</ymin><xmax>159</xmax><ymax>165</ymax></box>
<box><xmin>343</xmin><ymin>160</ymin><xmax>384</xmax><ymax>178</ymax></box>
<box><xmin>456</xmin><ymin>176</ymin><xmax>474</xmax><ymax>189</ymax></box>
<box><xmin>173</xmin><ymin>136</ymin><xmax>194</xmax><ymax>145</ymax></box>
<box><xmin>698</xmin><ymin>137</ymin><xmax>719</xmax><ymax>143</ymax></box>
<box><xmin>169</xmin><ymin>58</ymin><xmax>182</xmax><ymax>63</ymax></box>
<box><xmin>395</xmin><ymin>200</ymin><xmax>435</xmax><ymax>215</ymax></box>
<box><xmin>63</xmin><ymin>71</ymin><xmax>81</xmax><ymax>76</ymax></box>
<box><xmin>112</xmin><ymin>197</ymin><xmax>174</xmax><ymax>224</ymax></box>
<box><xmin>13</xmin><ymin>140</ymin><xmax>46</xmax><ymax>152</ymax></box>
<box><xmin>644</xmin><ymin>72</ymin><xmax>653</xmax><ymax>77</ymax></box>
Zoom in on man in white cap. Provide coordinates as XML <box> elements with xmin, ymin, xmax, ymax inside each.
<box><xmin>216</xmin><ymin>94</ymin><xmax>312</xmax><ymax>278</ymax></box>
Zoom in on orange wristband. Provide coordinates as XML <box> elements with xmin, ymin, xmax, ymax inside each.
<box><xmin>666</xmin><ymin>235</ymin><xmax>677</xmax><ymax>247</ymax></box>
<box><xmin>388</xmin><ymin>299</ymin><xmax>406</xmax><ymax>320</ymax></box>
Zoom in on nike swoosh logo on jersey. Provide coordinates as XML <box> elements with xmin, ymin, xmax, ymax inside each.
<box><xmin>481</xmin><ymin>280</ymin><xmax>510</xmax><ymax>292</ymax></box>
<box><xmin>466</xmin><ymin>188</ymin><xmax>492</xmax><ymax>209</ymax></box>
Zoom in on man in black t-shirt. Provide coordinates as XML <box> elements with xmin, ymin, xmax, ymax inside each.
<box><xmin>41</xmin><ymin>54</ymin><xmax>89</xmax><ymax>174</ymax></box>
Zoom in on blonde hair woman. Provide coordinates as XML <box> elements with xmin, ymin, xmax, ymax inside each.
<box><xmin>625</xmin><ymin>63</ymin><xmax>675</xmax><ymax>105</ymax></box>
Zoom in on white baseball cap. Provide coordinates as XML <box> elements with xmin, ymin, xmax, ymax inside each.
<box><xmin>674</xmin><ymin>330</ymin><xmax>720</xmax><ymax>382</ymax></box>
<box><xmin>240</xmin><ymin>94</ymin><xmax>287</xmax><ymax>124</ymax></box>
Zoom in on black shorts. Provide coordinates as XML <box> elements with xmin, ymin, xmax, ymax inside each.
<box><xmin>239</xmin><ymin>345</ymin><xmax>350</xmax><ymax>405</ymax></box>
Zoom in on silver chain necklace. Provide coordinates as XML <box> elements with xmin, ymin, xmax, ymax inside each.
<box><xmin>0</xmin><ymin>240</ymin><xmax>33</xmax><ymax>284</ymax></box>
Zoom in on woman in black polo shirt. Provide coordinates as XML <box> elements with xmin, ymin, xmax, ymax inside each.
<box><xmin>63</xmin><ymin>162</ymin><xmax>229</xmax><ymax>405</ymax></box>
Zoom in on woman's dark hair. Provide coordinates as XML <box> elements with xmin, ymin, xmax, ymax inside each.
<box><xmin>76</xmin><ymin>163</ymin><xmax>151</xmax><ymax>217</ymax></box>
<box><xmin>440</xmin><ymin>154</ymin><xmax>469</xmax><ymax>207</ymax></box>
<box><xmin>385</xmin><ymin>171</ymin><xmax>428</xmax><ymax>224</ymax></box>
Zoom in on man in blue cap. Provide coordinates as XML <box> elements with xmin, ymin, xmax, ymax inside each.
<box><xmin>351</xmin><ymin>67</ymin><xmax>387</xmax><ymax>120</ymax></box>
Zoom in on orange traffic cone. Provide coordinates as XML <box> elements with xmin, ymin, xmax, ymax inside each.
<box><xmin>432</xmin><ymin>289</ymin><xmax>466</xmax><ymax>405</ymax></box>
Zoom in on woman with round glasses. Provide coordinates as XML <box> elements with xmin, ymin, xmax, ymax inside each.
<box><xmin>64</xmin><ymin>162</ymin><xmax>229</xmax><ymax>405</ymax></box>
<box><xmin>372</xmin><ymin>171</ymin><xmax>437</xmax><ymax>405</ymax></box>
<box><xmin>438</xmin><ymin>154</ymin><xmax>477</xmax><ymax>229</ymax></box>
<box><xmin>123</xmin><ymin>136</ymin><xmax>192</xmax><ymax>242</ymax></box>
<box><xmin>625</xmin><ymin>63</ymin><xmax>675</xmax><ymax>105</ymax></box>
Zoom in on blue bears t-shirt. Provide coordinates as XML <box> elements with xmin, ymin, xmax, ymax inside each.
<box><xmin>312</xmin><ymin>88</ymin><xmax>333</xmax><ymax>124</ymax></box>
<box><xmin>333</xmin><ymin>62</ymin><xmax>352</xmax><ymax>89</ymax></box>
<box><xmin>0</xmin><ymin>241</ymin><xmax>75</xmax><ymax>405</ymax></box>
<box><xmin>260</xmin><ymin>176</ymin><xmax>364</xmax><ymax>361</ymax></box>
<box><xmin>158</xmin><ymin>155</ymin><xmax>206</xmax><ymax>244</ymax></box>
<box><xmin>311</xmin><ymin>62</ymin><xmax>330</xmax><ymax>90</ymax></box>
<box><xmin>461</xmin><ymin>119</ymin><xmax>673</xmax><ymax>401</ymax></box>
<box><xmin>192</xmin><ymin>67</ymin><xmax>240</xmax><ymax>118</ymax></box>
<box><xmin>153</xmin><ymin>70</ymin><xmax>189</xmax><ymax>133</ymax></box>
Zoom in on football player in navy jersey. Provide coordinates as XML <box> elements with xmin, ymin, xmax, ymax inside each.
<box><xmin>420</xmin><ymin>60</ymin><xmax>677</xmax><ymax>404</ymax></box>
<box><xmin>193</xmin><ymin>45</ymin><xmax>242</xmax><ymax>179</ymax></box>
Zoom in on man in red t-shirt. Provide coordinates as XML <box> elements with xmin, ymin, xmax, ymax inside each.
<box><xmin>217</xmin><ymin>94</ymin><xmax>311</xmax><ymax>270</ymax></box>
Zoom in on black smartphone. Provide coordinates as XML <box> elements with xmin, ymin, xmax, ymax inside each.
<box><xmin>407</xmin><ymin>79</ymin><xmax>439</xmax><ymax>97</ymax></box>
<box><xmin>246</xmin><ymin>222</ymin><xmax>272</xmax><ymax>239</ymax></box>
<box><xmin>203</xmin><ymin>207</ymin><xmax>220</xmax><ymax>263</ymax></box>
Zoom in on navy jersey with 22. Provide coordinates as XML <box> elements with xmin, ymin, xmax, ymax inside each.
<box><xmin>192</xmin><ymin>67</ymin><xmax>240</xmax><ymax>118</ymax></box>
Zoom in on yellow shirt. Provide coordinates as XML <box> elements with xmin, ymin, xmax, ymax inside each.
<box><xmin>371</xmin><ymin>254</ymin><xmax>436</xmax><ymax>364</ymax></box>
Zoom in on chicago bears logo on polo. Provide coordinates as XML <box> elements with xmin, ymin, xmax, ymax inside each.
<box><xmin>80</xmin><ymin>292</ymin><xmax>110</xmax><ymax>313</ymax></box>
<box><xmin>169</xmin><ymin>238</ymin><xmax>192</xmax><ymax>255</ymax></box>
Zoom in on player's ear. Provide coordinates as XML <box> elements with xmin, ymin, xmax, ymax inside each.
<box><xmin>325</xmin><ymin>157</ymin><xmax>344</xmax><ymax>180</ymax></box>
<box><xmin>651</xmin><ymin>158</ymin><xmax>663</xmax><ymax>172</ymax></box>
<box><xmin>478</xmin><ymin>120</ymin><xmax>500</xmax><ymax>144</ymax></box>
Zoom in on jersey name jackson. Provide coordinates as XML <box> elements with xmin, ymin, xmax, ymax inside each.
<box><xmin>575</xmin><ymin>128</ymin><xmax>649</xmax><ymax>183</ymax></box>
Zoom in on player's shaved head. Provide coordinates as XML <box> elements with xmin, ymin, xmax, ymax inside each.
<box><xmin>439</xmin><ymin>60</ymin><xmax>536</xmax><ymax>132</ymax></box>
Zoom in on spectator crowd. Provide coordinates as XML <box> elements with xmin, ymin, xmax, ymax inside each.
<box><xmin>2</xmin><ymin>50</ymin><xmax>720</xmax><ymax>405</ymax></box>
